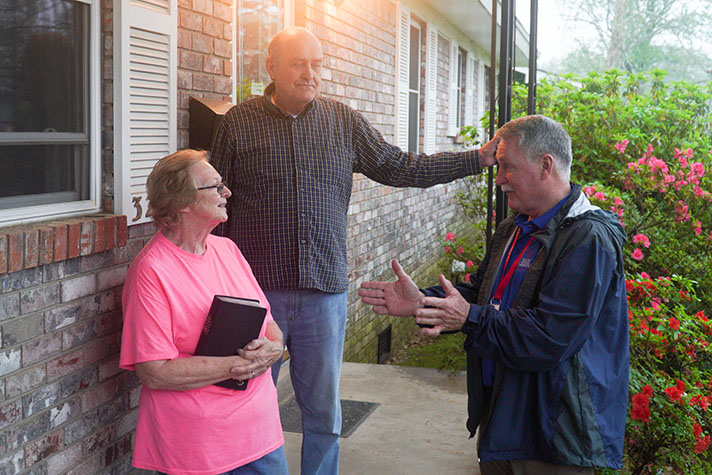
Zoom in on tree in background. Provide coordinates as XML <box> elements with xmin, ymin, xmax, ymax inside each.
<box><xmin>551</xmin><ymin>0</ymin><xmax>712</xmax><ymax>83</ymax></box>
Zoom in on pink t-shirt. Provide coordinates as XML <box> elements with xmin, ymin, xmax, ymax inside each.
<box><xmin>119</xmin><ymin>232</ymin><xmax>284</xmax><ymax>475</ymax></box>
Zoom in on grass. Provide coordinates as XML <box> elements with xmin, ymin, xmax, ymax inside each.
<box><xmin>387</xmin><ymin>328</ymin><xmax>467</xmax><ymax>373</ymax></box>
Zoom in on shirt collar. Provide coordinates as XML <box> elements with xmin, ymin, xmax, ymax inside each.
<box><xmin>263</xmin><ymin>82</ymin><xmax>315</xmax><ymax>119</ymax></box>
<box><xmin>514</xmin><ymin>186</ymin><xmax>574</xmax><ymax>235</ymax></box>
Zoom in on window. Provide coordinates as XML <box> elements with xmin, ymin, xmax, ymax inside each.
<box><xmin>236</xmin><ymin>0</ymin><xmax>285</xmax><ymax>102</ymax></box>
<box><xmin>407</xmin><ymin>21</ymin><xmax>421</xmax><ymax>153</ymax></box>
<box><xmin>456</xmin><ymin>48</ymin><xmax>465</xmax><ymax>129</ymax></box>
<box><xmin>0</xmin><ymin>0</ymin><xmax>99</xmax><ymax>225</ymax></box>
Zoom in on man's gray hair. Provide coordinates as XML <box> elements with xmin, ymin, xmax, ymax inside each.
<box><xmin>267</xmin><ymin>26</ymin><xmax>318</xmax><ymax>65</ymax></box>
<box><xmin>496</xmin><ymin>115</ymin><xmax>572</xmax><ymax>181</ymax></box>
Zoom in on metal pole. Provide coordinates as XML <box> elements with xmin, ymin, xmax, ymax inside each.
<box><xmin>486</xmin><ymin>0</ymin><xmax>498</xmax><ymax>247</ymax></box>
<box><xmin>527</xmin><ymin>0</ymin><xmax>538</xmax><ymax>115</ymax></box>
<box><xmin>495</xmin><ymin>0</ymin><xmax>515</xmax><ymax>225</ymax></box>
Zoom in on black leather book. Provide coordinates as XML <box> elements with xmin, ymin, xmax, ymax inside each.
<box><xmin>194</xmin><ymin>295</ymin><xmax>266</xmax><ymax>390</ymax></box>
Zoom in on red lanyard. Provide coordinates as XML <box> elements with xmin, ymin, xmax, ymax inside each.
<box><xmin>492</xmin><ymin>228</ymin><xmax>534</xmax><ymax>301</ymax></box>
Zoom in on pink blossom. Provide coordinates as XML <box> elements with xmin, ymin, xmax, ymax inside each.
<box><xmin>615</xmin><ymin>139</ymin><xmax>629</xmax><ymax>154</ymax></box>
<box><xmin>694</xmin><ymin>220</ymin><xmax>702</xmax><ymax>237</ymax></box>
<box><xmin>675</xmin><ymin>147</ymin><xmax>689</xmax><ymax>168</ymax></box>
<box><xmin>633</xmin><ymin>234</ymin><xmax>651</xmax><ymax>248</ymax></box>
<box><xmin>641</xmin><ymin>272</ymin><xmax>650</xmax><ymax>279</ymax></box>
<box><xmin>464</xmin><ymin>273</ymin><xmax>471</xmax><ymax>283</ymax></box>
<box><xmin>686</xmin><ymin>147</ymin><xmax>694</xmax><ymax>158</ymax></box>
<box><xmin>691</xmin><ymin>162</ymin><xmax>705</xmax><ymax>177</ymax></box>
<box><xmin>445</xmin><ymin>232</ymin><xmax>455</xmax><ymax>241</ymax></box>
<box><xmin>675</xmin><ymin>201</ymin><xmax>690</xmax><ymax>223</ymax></box>
<box><xmin>583</xmin><ymin>186</ymin><xmax>596</xmax><ymax>197</ymax></box>
<box><xmin>613</xmin><ymin>197</ymin><xmax>623</xmax><ymax>206</ymax></box>
<box><xmin>651</xmin><ymin>298</ymin><xmax>661</xmax><ymax>311</ymax></box>
<box><xmin>632</xmin><ymin>248</ymin><xmax>644</xmax><ymax>261</ymax></box>
<box><xmin>694</xmin><ymin>186</ymin><xmax>705</xmax><ymax>198</ymax></box>
<box><xmin>466</xmin><ymin>260</ymin><xmax>474</xmax><ymax>268</ymax></box>
<box><xmin>594</xmin><ymin>191</ymin><xmax>607</xmax><ymax>201</ymax></box>
<box><xmin>456</xmin><ymin>246</ymin><xmax>464</xmax><ymax>255</ymax></box>
<box><xmin>445</xmin><ymin>246</ymin><xmax>450</xmax><ymax>253</ymax></box>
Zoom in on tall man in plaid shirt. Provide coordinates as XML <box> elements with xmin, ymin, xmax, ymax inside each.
<box><xmin>211</xmin><ymin>26</ymin><xmax>498</xmax><ymax>474</ymax></box>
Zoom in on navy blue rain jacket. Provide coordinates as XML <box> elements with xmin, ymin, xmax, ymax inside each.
<box><xmin>426</xmin><ymin>185</ymin><xmax>629</xmax><ymax>469</ymax></box>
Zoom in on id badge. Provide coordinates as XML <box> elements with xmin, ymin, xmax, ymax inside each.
<box><xmin>489</xmin><ymin>298</ymin><xmax>501</xmax><ymax>310</ymax></box>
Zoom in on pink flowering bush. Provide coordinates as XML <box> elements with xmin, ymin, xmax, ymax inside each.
<box><xmin>625</xmin><ymin>274</ymin><xmax>712</xmax><ymax>474</ymax></box>
<box><xmin>583</xmin><ymin>141</ymin><xmax>712</xmax><ymax>304</ymax></box>
<box><xmin>438</xmin><ymin>231</ymin><xmax>484</xmax><ymax>284</ymax></box>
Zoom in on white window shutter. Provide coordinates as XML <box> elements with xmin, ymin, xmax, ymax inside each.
<box><xmin>447</xmin><ymin>40</ymin><xmax>459</xmax><ymax>136</ymax></box>
<box><xmin>114</xmin><ymin>0</ymin><xmax>177</xmax><ymax>225</ymax></box>
<box><xmin>477</xmin><ymin>59</ymin><xmax>487</xmax><ymax>141</ymax></box>
<box><xmin>395</xmin><ymin>3</ymin><xmax>410</xmax><ymax>151</ymax></box>
<box><xmin>464</xmin><ymin>54</ymin><xmax>476</xmax><ymax>127</ymax></box>
<box><xmin>424</xmin><ymin>24</ymin><xmax>438</xmax><ymax>154</ymax></box>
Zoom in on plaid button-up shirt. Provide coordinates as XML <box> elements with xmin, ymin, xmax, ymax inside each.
<box><xmin>211</xmin><ymin>83</ymin><xmax>482</xmax><ymax>293</ymax></box>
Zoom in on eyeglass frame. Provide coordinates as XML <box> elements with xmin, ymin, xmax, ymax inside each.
<box><xmin>196</xmin><ymin>182</ymin><xmax>226</xmax><ymax>194</ymax></box>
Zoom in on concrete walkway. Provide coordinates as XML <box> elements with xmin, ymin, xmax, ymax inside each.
<box><xmin>277</xmin><ymin>362</ymin><xmax>480</xmax><ymax>474</ymax></box>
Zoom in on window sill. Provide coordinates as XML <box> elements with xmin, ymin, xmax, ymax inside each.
<box><xmin>0</xmin><ymin>214</ymin><xmax>127</xmax><ymax>275</ymax></box>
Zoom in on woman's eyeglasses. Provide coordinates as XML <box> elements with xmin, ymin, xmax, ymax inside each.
<box><xmin>196</xmin><ymin>182</ymin><xmax>225</xmax><ymax>194</ymax></box>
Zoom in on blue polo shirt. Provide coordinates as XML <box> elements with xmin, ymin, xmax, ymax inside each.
<box><xmin>481</xmin><ymin>188</ymin><xmax>573</xmax><ymax>387</ymax></box>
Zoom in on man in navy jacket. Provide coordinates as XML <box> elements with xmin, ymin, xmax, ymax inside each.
<box><xmin>360</xmin><ymin>115</ymin><xmax>629</xmax><ymax>474</ymax></box>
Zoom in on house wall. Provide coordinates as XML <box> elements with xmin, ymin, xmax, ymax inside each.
<box><xmin>0</xmin><ymin>0</ymin><xmax>483</xmax><ymax>472</ymax></box>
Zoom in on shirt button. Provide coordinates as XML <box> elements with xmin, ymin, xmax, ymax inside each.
<box><xmin>301</xmin><ymin>213</ymin><xmax>306</xmax><ymax>218</ymax></box>
<box><xmin>299</xmin><ymin>187</ymin><xmax>305</xmax><ymax>192</ymax></box>
<box><xmin>300</xmin><ymin>240</ymin><xmax>306</xmax><ymax>244</ymax></box>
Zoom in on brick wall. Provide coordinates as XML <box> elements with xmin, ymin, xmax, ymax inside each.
<box><xmin>177</xmin><ymin>0</ymin><xmax>234</xmax><ymax>148</ymax></box>
<box><xmin>0</xmin><ymin>216</ymin><xmax>155</xmax><ymax>473</ymax></box>
<box><xmin>1</xmin><ymin>1</ymin><xmax>484</xmax><ymax>471</ymax></box>
<box><xmin>298</xmin><ymin>0</ymin><xmax>475</xmax><ymax>363</ymax></box>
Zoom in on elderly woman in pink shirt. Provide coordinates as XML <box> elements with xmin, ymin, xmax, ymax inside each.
<box><xmin>119</xmin><ymin>149</ymin><xmax>288</xmax><ymax>475</ymax></box>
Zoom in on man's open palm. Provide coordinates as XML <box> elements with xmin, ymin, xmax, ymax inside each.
<box><xmin>359</xmin><ymin>259</ymin><xmax>423</xmax><ymax>316</ymax></box>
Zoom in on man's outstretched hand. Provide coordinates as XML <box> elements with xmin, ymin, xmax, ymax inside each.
<box><xmin>359</xmin><ymin>259</ymin><xmax>423</xmax><ymax>317</ymax></box>
<box><xmin>478</xmin><ymin>136</ymin><xmax>500</xmax><ymax>168</ymax></box>
<box><xmin>415</xmin><ymin>274</ymin><xmax>470</xmax><ymax>336</ymax></box>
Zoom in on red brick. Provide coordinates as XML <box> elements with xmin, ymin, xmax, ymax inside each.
<box><xmin>192</xmin><ymin>32</ymin><xmax>213</xmax><ymax>54</ymax></box>
<box><xmin>81</xmin><ymin>380</ymin><xmax>116</xmax><ymax>412</ymax></box>
<box><xmin>79</xmin><ymin>221</ymin><xmax>93</xmax><ymax>256</ymax></box>
<box><xmin>223</xmin><ymin>23</ymin><xmax>232</xmax><ymax>41</ymax></box>
<box><xmin>24</xmin><ymin>430</ymin><xmax>63</xmax><ymax>466</ymax></box>
<box><xmin>180</xmin><ymin>49</ymin><xmax>202</xmax><ymax>71</ymax></box>
<box><xmin>117</xmin><ymin>217</ymin><xmax>127</xmax><ymax>247</ymax></box>
<box><xmin>0</xmin><ymin>234</ymin><xmax>7</xmax><ymax>273</ymax></box>
<box><xmin>179</xmin><ymin>10</ymin><xmax>202</xmax><ymax>31</ymax></box>
<box><xmin>7</xmin><ymin>230</ymin><xmax>23</xmax><ymax>273</ymax></box>
<box><xmin>214</xmin><ymin>38</ymin><xmax>231</xmax><ymax>58</ymax></box>
<box><xmin>203</xmin><ymin>17</ymin><xmax>222</xmax><ymax>37</ymax></box>
<box><xmin>178</xmin><ymin>29</ymin><xmax>191</xmax><ymax>49</ymax></box>
<box><xmin>47</xmin><ymin>349</ymin><xmax>84</xmax><ymax>381</ymax></box>
<box><xmin>203</xmin><ymin>56</ymin><xmax>221</xmax><ymax>74</ymax></box>
<box><xmin>213</xmin><ymin>1</ymin><xmax>232</xmax><ymax>22</ymax></box>
<box><xmin>104</xmin><ymin>216</ymin><xmax>117</xmax><ymax>250</ymax></box>
<box><xmin>39</xmin><ymin>227</ymin><xmax>54</xmax><ymax>265</ymax></box>
<box><xmin>223</xmin><ymin>59</ymin><xmax>232</xmax><ymax>76</ymax></box>
<box><xmin>67</xmin><ymin>222</ymin><xmax>81</xmax><ymax>259</ymax></box>
<box><xmin>0</xmin><ymin>399</ymin><xmax>23</xmax><ymax>430</ymax></box>
<box><xmin>193</xmin><ymin>0</ymin><xmax>212</xmax><ymax>15</ymax></box>
<box><xmin>94</xmin><ymin>219</ymin><xmax>106</xmax><ymax>253</ymax></box>
<box><xmin>24</xmin><ymin>229</ymin><xmax>39</xmax><ymax>269</ymax></box>
<box><xmin>53</xmin><ymin>224</ymin><xmax>68</xmax><ymax>262</ymax></box>
<box><xmin>104</xmin><ymin>434</ymin><xmax>132</xmax><ymax>466</ymax></box>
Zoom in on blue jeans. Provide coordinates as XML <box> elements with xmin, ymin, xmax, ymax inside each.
<box><xmin>222</xmin><ymin>446</ymin><xmax>289</xmax><ymax>474</ymax></box>
<box><xmin>265</xmin><ymin>289</ymin><xmax>347</xmax><ymax>475</ymax></box>
<box><xmin>158</xmin><ymin>447</ymin><xmax>288</xmax><ymax>475</ymax></box>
